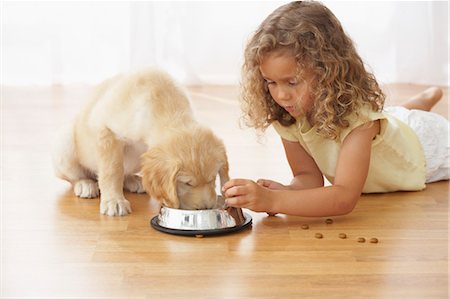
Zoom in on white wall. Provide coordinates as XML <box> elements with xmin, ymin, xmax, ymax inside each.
<box><xmin>2</xmin><ymin>2</ymin><xmax>131</xmax><ymax>85</ymax></box>
<box><xmin>2</xmin><ymin>1</ymin><xmax>449</xmax><ymax>86</ymax></box>
<box><xmin>327</xmin><ymin>1</ymin><xmax>449</xmax><ymax>86</ymax></box>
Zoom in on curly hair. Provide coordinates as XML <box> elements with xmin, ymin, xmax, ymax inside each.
<box><xmin>240</xmin><ymin>1</ymin><xmax>385</xmax><ymax>139</ymax></box>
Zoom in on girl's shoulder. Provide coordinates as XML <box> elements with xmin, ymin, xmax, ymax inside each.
<box><xmin>340</xmin><ymin>105</ymin><xmax>386</xmax><ymax>140</ymax></box>
<box><xmin>272</xmin><ymin>105</ymin><xmax>387</xmax><ymax>143</ymax></box>
<box><xmin>271</xmin><ymin>119</ymin><xmax>301</xmax><ymax>142</ymax></box>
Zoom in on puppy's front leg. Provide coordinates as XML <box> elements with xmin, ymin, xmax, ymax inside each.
<box><xmin>97</xmin><ymin>128</ymin><xmax>132</xmax><ymax>216</ymax></box>
<box><xmin>219</xmin><ymin>162</ymin><xmax>230</xmax><ymax>196</ymax></box>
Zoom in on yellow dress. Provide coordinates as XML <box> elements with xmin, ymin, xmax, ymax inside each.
<box><xmin>272</xmin><ymin>107</ymin><xmax>426</xmax><ymax>193</ymax></box>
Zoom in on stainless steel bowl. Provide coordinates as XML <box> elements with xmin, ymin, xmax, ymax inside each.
<box><xmin>157</xmin><ymin>205</ymin><xmax>246</xmax><ymax>230</ymax></box>
<box><xmin>151</xmin><ymin>196</ymin><xmax>252</xmax><ymax>236</ymax></box>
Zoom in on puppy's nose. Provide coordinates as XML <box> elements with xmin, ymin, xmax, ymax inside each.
<box><xmin>204</xmin><ymin>200</ymin><xmax>216</xmax><ymax>210</ymax></box>
<box><xmin>198</xmin><ymin>188</ymin><xmax>216</xmax><ymax>209</ymax></box>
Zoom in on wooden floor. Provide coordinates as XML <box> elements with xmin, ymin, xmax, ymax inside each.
<box><xmin>1</xmin><ymin>83</ymin><xmax>448</xmax><ymax>298</ymax></box>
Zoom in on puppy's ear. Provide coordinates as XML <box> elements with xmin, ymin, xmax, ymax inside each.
<box><xmin>218</xmin><ymin>153</ymin><xmax>230</xmax><ymax>195</ymax></box>
<box><xmin>141</xmin><ymin>148</ymin><xmax>180</xmax><ymax>208</ymax></box>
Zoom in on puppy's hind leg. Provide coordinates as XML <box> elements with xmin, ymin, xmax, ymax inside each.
<box><xmin>74</xmin><ymin>179</ymin><xmax>100</xmax><ymax>198</ymax></box>
<box><xmin>52</xmin><ymin>124</ymin><xmax>99</xmax><ymax>198</ymax></box>
<box><xmin>124</xmin><ymin>175</ymin><xmax>145</xmax><ymax>194</ymax></box>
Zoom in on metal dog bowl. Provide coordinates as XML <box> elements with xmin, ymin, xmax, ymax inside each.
<box><xmin>150</xmin><ymin>197</ymin><xmax>252</xmax><ymax>237</ymax></box>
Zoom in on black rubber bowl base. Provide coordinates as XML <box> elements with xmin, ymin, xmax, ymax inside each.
<box><xmin>150</xmin><ymin>213</ymin><xmax>252</xmax><ymax>237</ymax></box>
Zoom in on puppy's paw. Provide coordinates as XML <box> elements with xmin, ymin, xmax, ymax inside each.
<box><xmin>74</xmin><ymin>179</ymin><xmax>100</xmax><ymax>198</ymax></box>
<box><xmin>124</xmin><ymin>175</ymin><xmax>145</xmax><ymax>193</ymax></box>
<box><xmin>100</xmin><ymin>197</ymin><xmax>132</xmax><ymax>216</ymax></box>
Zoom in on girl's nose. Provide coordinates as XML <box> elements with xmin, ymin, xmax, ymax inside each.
<box><xmin>276</xmin><ymin>87</ymin><xmax>290</xmax><ymax>102</ymax></box>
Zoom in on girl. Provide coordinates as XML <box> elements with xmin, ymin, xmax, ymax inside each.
<box><xmin>222</xmin><ymin>1</ymin><xmax>449</xmax><ymax>217</ymax></box>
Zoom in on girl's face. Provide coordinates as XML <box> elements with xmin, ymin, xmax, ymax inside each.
<box><xmin>259</xmin><ymin>51</ymin><xmax>314</xmax><ymax>118</ymax></box>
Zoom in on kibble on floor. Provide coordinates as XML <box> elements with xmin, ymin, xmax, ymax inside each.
<box><xmin>338</xmin><ymin>233</ymin><xmax>347</xmax><ymax>239</ymax></box>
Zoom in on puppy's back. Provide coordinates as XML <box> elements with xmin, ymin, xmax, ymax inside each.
<box><xmin>78</xmin><ymin>68</ymin><xmax>196</xmax><ymax>144</ymax></box>
<box><xmin>131</xmin><ymin>69</ymin><xmax>194</xmax><ymax>126</ymax></box>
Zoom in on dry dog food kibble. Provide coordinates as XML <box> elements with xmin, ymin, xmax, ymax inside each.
<box><xmin>370</xmin><ymin>238</ymin><xmax>379</xmax><ymax>243</ymax></box>
<box><xmin>357</xmin><ymin>237</ymin><xmax>366</xmax><ymax>243</ymax></box>
<box><xmin>325</xmin><ymin>218</ymin><xmax>333</xmax><ymax>224</ymax></box>
<box><xmin>301</xmin><ymin>224</ymin><xmax>309</xmax><ymax>229</ymax></box>
<box><xmin>315</xmin><ymin>233</ymin><xmax>323</xmax><ymax>239</ymax></box>
<box><xmin>338</xmin><ymin>233</ymin><xmax>347</xmax><ymax>239</ymax></box>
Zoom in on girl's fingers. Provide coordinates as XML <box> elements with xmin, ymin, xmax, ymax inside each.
<box><xmin>225</xmin><ymin>196</ymin><xmax>248</xmax><ymax>208</ymax></box>
<box><xmin>223</xmin><ymin>185</ymin><xmax>247</xmax><ymax>198</ymax></box>
<box><xmin>222</xmin><ymin>178</ymin><xmax>251</xmax><ymax>192</ymax></box>
<box><xmin>257</xmin><ymin>179</ymin><xmax>270</xmax><ymax>187</ymax></box>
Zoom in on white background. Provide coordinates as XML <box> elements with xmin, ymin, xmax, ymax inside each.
<box><xmin>2</xmin><ymin>1</ymin><xmax>449</xmax><ymax>86</ymax></box>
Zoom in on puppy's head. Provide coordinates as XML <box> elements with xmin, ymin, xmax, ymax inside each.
<box><xmin>141</xmin><ymin>126</ymin><xmax>229</xmax><ymax>210</ymax></box>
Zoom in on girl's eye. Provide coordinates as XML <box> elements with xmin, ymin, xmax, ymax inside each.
<box><xmin>288</xmin><ymin>81</ymin><xmax>298</xmax><ymax>86</ymax></box>
<box><xmin>265</xmin><ymin>80</ymin><xmax>275</xmax><ymax>85</ymax></box>
<box><xmin>185</xmin><ymin>182</ymin><xmax>194</xmax><ymax>187</ymax></box>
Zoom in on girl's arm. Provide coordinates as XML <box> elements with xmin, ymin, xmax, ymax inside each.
<box><xmin>223</xmin><ymin>120</ymin><xmax>380</xmax><ymax>217</ymax></box>
<box><xmin>282</xmin><ymin>138</ymin><xmax>325</xmax><ymax>189</ymax></box>
<box><xmin>257</xmin><ymin>138</ymin><xmax>324</xmax><ymax>190</ymax></box>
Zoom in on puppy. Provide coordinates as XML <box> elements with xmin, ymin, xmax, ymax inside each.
<box><xmin>52</xmin><ymin>68</ymin><xmax>229</xmax><ymax>216</ymax></box>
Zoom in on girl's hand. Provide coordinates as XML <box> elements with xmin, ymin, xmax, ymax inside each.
<box><xmin>222</xmin><ymin>178</ymin><xmax>275</xmax><ymax>213</ymax></box>
<box><xmin>256</xmin><ymin>179</ymin><xmax>287</xmax><ymax>190</ymax></box>
<box><xmin>256</xmin><ymin>179</ymin><xmax>285</xmax><ymax>216</ymax></box>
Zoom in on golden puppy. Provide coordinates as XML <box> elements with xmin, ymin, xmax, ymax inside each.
<box><xmin>52</xmin><ymin>69</ymin><xmax>229</xmax><ymax>216</ymax></box>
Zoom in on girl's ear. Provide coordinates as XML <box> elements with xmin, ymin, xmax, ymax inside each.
<box><xmin>141</xmin><ymin>148</ymin><xmax>180</xmax><ymax>208</ymax></box>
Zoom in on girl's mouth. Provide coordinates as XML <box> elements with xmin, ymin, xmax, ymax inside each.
<box><xmin>284</xmin><ymin>105</ymin><xmax>295</xmax><ymax>113</ymax></box>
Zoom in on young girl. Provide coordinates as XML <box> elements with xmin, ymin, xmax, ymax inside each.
<box><xmin>222</xmin><ymin>1</ymin><xmax>449</xmax><ymax>217</ymax></box>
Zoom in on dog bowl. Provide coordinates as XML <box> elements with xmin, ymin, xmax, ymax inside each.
<box><xmin>150</xmin><ymin>197</ymin><xmax>252</xmax><ymax>237</ymax></box>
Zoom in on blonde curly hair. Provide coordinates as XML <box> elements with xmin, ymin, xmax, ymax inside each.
<box><xmin>240</xmin><ymin>1</ymin><xmax>385</xmax><ymax>139</ymax></box>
